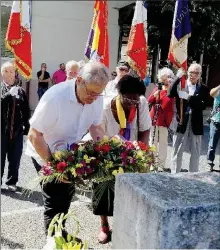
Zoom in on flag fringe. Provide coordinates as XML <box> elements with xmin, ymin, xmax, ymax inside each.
<box><xmin>5</xmin><ymin>41</ymin><xmax>32</xmax><ymax>80</ymax></box>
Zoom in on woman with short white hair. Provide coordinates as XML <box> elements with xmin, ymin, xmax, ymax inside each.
<box><xmin>148</xmin><ymin>67</ymin><xmax>176</xmax><ymax>169</ymax></box>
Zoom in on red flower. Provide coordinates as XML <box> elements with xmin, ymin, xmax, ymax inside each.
<box><xmin>101</xmin><ymin>144</ymin><xmax>111</xmax><ymax>153</ymax></box>
<box><xmin>94</xmin><ymin>144</ymin><xmax>101</xmax><ymax>151</ymax></box>
<box><xmin>67</xmin><ymin>155</ymin><xmax>74</xmax><ymax>162</ymax></box>
<box><xmin>86</xmin><ymin>167</ymin><xmax>93</xmax><ymax>175</ymax></box>
<box><xmin>56</xmin><ymin>162</ymin><xmax>68</xmax><ymax>173</ymax></box>
<box><xmin>71</xmin><ymin>143</ymin><xmax>79</xmax><ymax>151</ymax></box>
<box><xmin>125</xmin><ymin>141</ymin><xmax>135</xmax><ymax>150</ymax></box>
<box><xmin>138</xmin><ymin>141</ymin><xmax>148</xmax><ymax>151</ymax></box>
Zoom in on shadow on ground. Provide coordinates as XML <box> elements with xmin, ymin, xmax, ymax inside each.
<box><xmin>1</xmin><ymin>237</ymin><xmax>25</xmax><ymax>249</ymax></box>
<box><xmin>1</xmin><ymin>187</ymin><xmax>44</xmax><ymax>206</ymax></box>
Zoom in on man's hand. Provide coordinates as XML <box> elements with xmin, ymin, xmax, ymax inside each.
<box><xmin>176</xmin><ymin>68</ymin><xmax>185</xmax><ymax>78</ymax></box>
<box><xmin>9</xmin><ymin>86</ymin><xmax>19</xmax><ymax>98</ymax></box>
<box><xmin>89</xmin><ymin>124</ymin><xmax>105</xmax><ymax>142</ymax></box>
<box><xmin>178</xmin><ymin>90</ymin><xmax>189</xmax><ymax>100</ymax></box>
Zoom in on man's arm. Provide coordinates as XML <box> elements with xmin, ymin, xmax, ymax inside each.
<box><xmin>167</xmin><ymin>76</ymin><xmax>181</xmax><ymax>98</ymax></box>
<box><xmin>28</xmin><ymin>128</ymin><xmax>52</xmax><ymax>161</ymax></box>
<box><xmin>40</xmin><ymin>78</ymin><xmax>51</xmax><ymax>83</ymax></box>
<box><xmin>89</xmin><ymin>124</ymin><xmax>105</xmax><ymax>142</ymax></box>
<box><xmin>210</xmin><ymin>85</ymin><xmax>220</xmax><ymax>98</ymax></box>
<box><xmin>38</xmin><ymin>71</ymin><xmax>44</xmax><ymax>81</ymax></box>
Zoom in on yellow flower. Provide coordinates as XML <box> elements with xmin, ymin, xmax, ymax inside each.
<box><xmin>78</xmin><ymin>145</ymin><xmax>84</xmax><ymax>151</ymax></box>
<box><xmin>83</xmin><ymin>155</ymin><xmax>91</xmax><ymax>163</ymax></box>
<box><xmin>118</xmin><ymin>167</ymin><xmax>124</xmax><ymax>174</ymax></box>
<box><xmin>103</xmin><ymin>135</ymin><xmax>109</xmax><ymax>142</ymax></box>
<box><xmin>112</xmin><ymin>170</ymin><xmax>118</xmax><ymax>176</ymax></box>
<box><xmin>136</xmin><ymin>150</ymin><xmax>143</xmax><ymax>158</ymax></box>
<box><xmin>76</xmin><ymin>163</ymin><xmax>83</xmax><ymax>168</ymax></box>
<box><xmin>104</xmin><ymin>160</ymin><xmax>113</xmax><ymax>169</ymax></box>
<box><xmin>71</xmin><ymin>168</ymin><xmax>77</xmax><ymax>177</ymax></box>
<box><xmin>149</xmin><ymin>145</ymin><xmax>156</xmax><ymax>152</ymax></box>
<box><xmin>53</xmin><ymin>151</ymin><xmax>63</xmax><ymax>161</ymax></box>
<box><xmin>111</xmin><ymin>136</ymin><xmax>119</xmax><ymax>143</ymax></box>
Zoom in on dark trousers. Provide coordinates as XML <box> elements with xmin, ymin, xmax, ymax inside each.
<box><xmin>31</xmin><ymin>158</ymin><xmax>75</xmax><ymax>235</ymax></box>
<box><xmin>207</xmin><ymin>121</ymin><xmax>220</xmax><ymax>165</ymax></box>
<box><xmin>1</xmin><ymin>132</ymin><xmax>23</xmax><ymax>185</ymax></box>
<box><xmin>37</xmin><ymin>87</ymin><xmax>48</xmax><ymax>100</ymax></box>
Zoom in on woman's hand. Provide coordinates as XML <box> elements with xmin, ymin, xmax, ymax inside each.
<box><xmin>153</xmin><ymin>90</ymin><xmax>159</xmax><ymax>97</ymax></box>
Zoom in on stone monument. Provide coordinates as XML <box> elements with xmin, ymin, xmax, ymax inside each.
<box><xmin>112</xmin><ymin>172</ymin><xmax>220</xmax><ymax>249</ymax></box>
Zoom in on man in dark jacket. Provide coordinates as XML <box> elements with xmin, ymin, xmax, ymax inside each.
<box><xmin>1</xmin><ymin>62</ymin><xmax>30</xmax><ymax>191</ymax></box>
<box><xmin>167</xmin><ymin>63</ymin><xmax>208</xmax><ymax>173</ymax></box>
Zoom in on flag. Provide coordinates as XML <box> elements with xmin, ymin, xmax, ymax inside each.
<box><xmin>126</xmin><ymin>1</ymin><xmax>148</xmax><ymax>80</ymax></box>
<box><xmin>5</xmin><ymin>0</ymin><xmax>32</xmax><ymax>80</ymax></box>
<box><xmin>168</xmin><ymin>0</ymin><xmax>191</xmax><ymax>89</ymax></box>
<box><xmin>85</xmin><ymin>0</ymin><xmax>109</xmax><ymax>68</ymax></box>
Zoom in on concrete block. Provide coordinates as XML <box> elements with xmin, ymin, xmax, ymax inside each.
<box><xmin>112</xmin><ymin>172</ymin><xmax>220</xmax><ymax>249</ymax></box>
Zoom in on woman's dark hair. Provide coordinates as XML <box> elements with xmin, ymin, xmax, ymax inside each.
<box><xmin>116</xmin><ymin>75</ymin><xmax>146</xmax><ymax>96</ymax></box>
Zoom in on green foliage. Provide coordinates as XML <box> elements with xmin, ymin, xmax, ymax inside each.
<box><xmin>48</xmin><ymin>211</ymin><xmax>88</xmax><ymax>250</ymax></box>
<box><xmin>1</xmin><ymin>5</ymin><xmax>13</xmax><ymax>58</ymax></box>
<box><xmin>145</xmin><ymin>0</ymin><xmax>220</xmax><ymax>61</ymax></box>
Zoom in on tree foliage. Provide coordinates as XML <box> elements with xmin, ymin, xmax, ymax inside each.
<box><xmin>146</xmin><ymin>0</ymin><xmax>220</xmax><ymax>62</ymax></box>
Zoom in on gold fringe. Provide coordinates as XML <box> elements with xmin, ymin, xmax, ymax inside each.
<box><xmin>6</xmin><ymin>41</ymin><xmax>32</xmax><ymax>80</ymax></box>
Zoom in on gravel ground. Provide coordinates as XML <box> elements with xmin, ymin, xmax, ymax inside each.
<box><xmin>1</xmin><ymin>113</ymin><xmax>220</xmax><ymax>249</ymax></box>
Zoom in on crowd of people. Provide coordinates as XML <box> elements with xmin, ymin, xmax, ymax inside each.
<box><xmin>1</xmin><ymin>59</ymin><xmax>220</xmax><ymax>247</ymax></box>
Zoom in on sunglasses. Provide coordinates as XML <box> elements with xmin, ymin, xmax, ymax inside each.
<box><xmin>84</xmin><ymin>83</ymin><xmax>104</xmax><ymax>97</ymax></box>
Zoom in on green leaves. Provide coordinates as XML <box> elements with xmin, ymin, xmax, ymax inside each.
<box><xmin>47</xmin><ymin>211</ymin><xmax>88</xmax><ymax>250</ymax></box>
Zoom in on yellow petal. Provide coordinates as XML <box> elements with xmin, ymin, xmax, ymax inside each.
<box><xmin>78</xmin><ymin>145</ymin><xmax>84</xmax><ymax>151</ymax></box>
<box><xmin>112</xmin><ymin>170</ymin><xmax>118</xmax><ymax>176</ymax></box>
<box><xmin>71</xmin><ymin>169</ymin><xmax>77</xmax><ymax>177</ymax></box>
<box><xmin>83</xmin><ymin>155</ymin><xmax>88</xmax><ymax>160</ymax></box>
<box><xmin>103</xmin><ymin>135</ymin><xmax>109</xmax><ymax>142</ymax></box>
<box><xmin>118</xmin><ymin>167</ymin><xmax>124</xmax><ymax>174</ymax></box>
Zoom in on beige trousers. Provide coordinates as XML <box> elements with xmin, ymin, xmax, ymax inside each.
<box><xmin>150</xmin><ymin>126</ymin><xmax>168</xmax><ymax>168</ymax></box>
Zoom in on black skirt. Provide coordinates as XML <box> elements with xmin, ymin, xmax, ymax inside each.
<box><xmin>92</xmin><ymin>180</ymin><xmax>115</xmax><ymax>216</ymax></box>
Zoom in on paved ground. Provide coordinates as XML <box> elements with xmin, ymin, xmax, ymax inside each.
<box><xmin>1</xmin><ymin>117</ymin><xmax>220</xmax><ymax>249</ymax></box>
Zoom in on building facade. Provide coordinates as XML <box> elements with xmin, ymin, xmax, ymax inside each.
<box><xmin>1</xmin><ymin>1</ymin><xmax>133</xmax><ymax>111</ymax></box>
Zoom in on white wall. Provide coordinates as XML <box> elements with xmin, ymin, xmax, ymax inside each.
<box><xmin>1</xmin><ymin>1</ymin><xmax>129</xmax><ymax>110</ymax></box>
<box><xmin>26</xmin><ymin>1</ymin><xmax>119</xmax><ymax>110</ymax></box>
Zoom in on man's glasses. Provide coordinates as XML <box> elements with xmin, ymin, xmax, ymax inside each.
<box><xmin>84</xmin><ymin>83</ymin><xmax>104</xmax><ymax>97</ymax></box>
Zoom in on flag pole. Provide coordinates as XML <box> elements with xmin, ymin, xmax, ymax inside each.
<box><xmin>168</xmin><ymin>0</ymin><xmax>191</xmax><ymax>126</ymax></box>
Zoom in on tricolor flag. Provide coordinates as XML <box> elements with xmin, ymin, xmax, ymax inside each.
<box><xmin>5</xmin><ymin>0</ymin><xmax>32</xmax><ymax>80</ymax></box>
<box><xmin>85</xmin><ymin>0</ymin><xmax>109</xmax><ymax>68</ymax></box>
<box><xmin>168</xmin><ymin>0</ymin><xmax>191</xmax><ymax>89</ymax></box>
<box><xmin>127</xmin><ymin>1</ymin><xmax>148</xmax><ymax>80</ymax></box>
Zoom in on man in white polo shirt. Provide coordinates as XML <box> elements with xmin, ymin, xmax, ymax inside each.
<box><xmin>26</xmin><ymin>61</ymin><xmax>109</xmax><ymax>243</ymax></box>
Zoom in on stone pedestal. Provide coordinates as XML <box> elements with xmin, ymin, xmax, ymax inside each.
<box><xmin>112</xmin><ymin>172</ymin><xmax>220</xmax><ymax>249</ymax></box>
